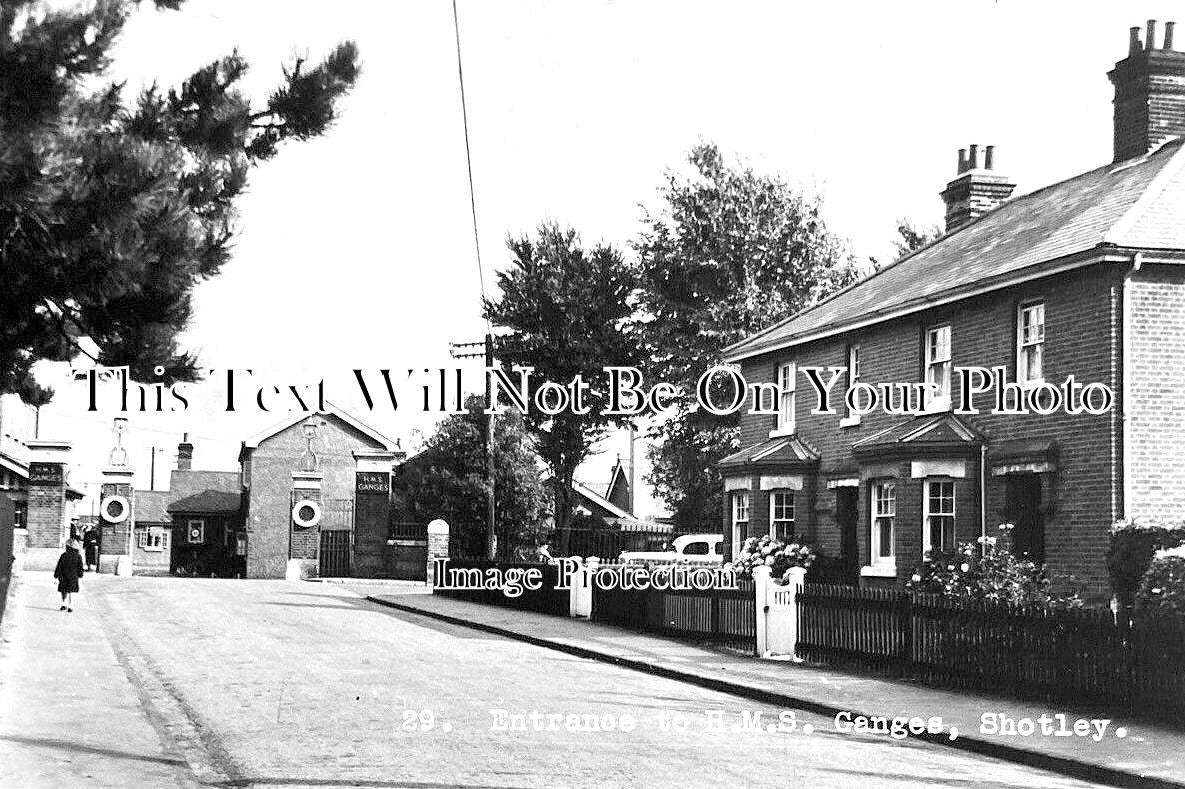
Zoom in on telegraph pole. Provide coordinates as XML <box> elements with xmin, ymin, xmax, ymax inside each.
<box><xmin>449</xmin><ymin>334</ymin><xmax>496</xmax><ymax>559</ymax></box>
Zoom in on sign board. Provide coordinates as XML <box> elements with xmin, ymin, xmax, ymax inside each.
<box><xmin>28</xmin><ymin>462</ymin><xmax>63</xmax><ymax>486</ymax></box>
<box><xmin>355</xmin><ymin>471</ymin><xmax>390</xmax><ymax>495</ymax></box>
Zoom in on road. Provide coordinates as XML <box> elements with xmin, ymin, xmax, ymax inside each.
<box><xmin>2</xmin><ymin>575</ymin><xmax>1115</xmax><ymax>788</ymax></box>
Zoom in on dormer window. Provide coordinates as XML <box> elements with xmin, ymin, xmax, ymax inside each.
<box><xmin>924</xmin><ymin>325</ymin><xmax>952</xmax><ymax>411</ymax></box>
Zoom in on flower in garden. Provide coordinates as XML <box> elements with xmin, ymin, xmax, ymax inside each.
<box><xmin>911</xmin><ymin>574</ymin><xmax>921</xmax><ymax>582</ymax></box>
<box><xmin>960</xmin><ymin>563</ymin><xmax>970</xmax><ymax>573</ymax></box>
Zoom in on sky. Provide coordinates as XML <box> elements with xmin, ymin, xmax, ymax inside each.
<box><xmin>29</xmin><ymin>0</ymin><xmax>1185</xmax><ymax>517</ymax></box>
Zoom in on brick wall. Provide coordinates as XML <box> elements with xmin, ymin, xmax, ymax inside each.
<box><xmin>732</xmin><ymin>263</ymin><xmax>1123</xmax><ymax>592</ymax></box>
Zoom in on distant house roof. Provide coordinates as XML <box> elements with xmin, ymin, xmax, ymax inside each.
<box><xmin>167</xmin><ymin>489</ymin><xmax>242</xmax><ymax>515</ymax></box>
<box><xmin>725</xmin><ymin>137</ymin><xmax>1185</xmax><ymax>362</ymax></box>
<box><xmin>240</xmin><ymin>402</ymin><xmax>399</xmax><ymax>453</ymax></box>
<box><xmin>135</xmin><ymin>490</ymin><xmax>171</xmax><ymax>523</ymax></box>
<box><xmin>168</xmin><ymin>469</ymin><xmax>240</xmax><ymax>501</ymax></box>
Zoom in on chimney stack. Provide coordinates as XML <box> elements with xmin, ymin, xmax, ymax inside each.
<box><xmin>940</xmin><ymin>144</ymin><xmax>1016</xmax><ymax>233</ymax></box>
<box><xmin>1108</xmin><ymin>20</ymin><xmax>1185</xmax><ymax>162</ymax></box>
<box><xmin>177</xmin><ymin>432</ymin><xmax>193</xmax><ymax>471</ymax></box>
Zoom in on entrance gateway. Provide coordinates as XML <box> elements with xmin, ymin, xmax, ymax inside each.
<box><xmin>316</xmin><ymin>497</ymin><xmax>354</xmax><ymax>577</ymax></box>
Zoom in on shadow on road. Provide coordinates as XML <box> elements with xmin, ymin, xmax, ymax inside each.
<box><xmin>0</xmin><ymin>734</ymin><xmax>188</xmax><ymax>767</ymax></box>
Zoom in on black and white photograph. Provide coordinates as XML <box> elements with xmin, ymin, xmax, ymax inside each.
<box><xmin>1</xmin><ymin>1</ymin><xmax>1184</xmax><ymax>787</ymax></box>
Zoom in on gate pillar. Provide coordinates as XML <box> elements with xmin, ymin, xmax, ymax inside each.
<box><xmin>288</xmin><ymin>471</ymin><xmax>323</xmax><ymax>580</ymax></box>
<box><xmin>353</xmin><ymin>450</ymin><xmax>396</xmax><ymax>578</ymax></box>
<box><xmin>426</xmin><ymin>519</ymin><xmax>449</xmax><ymax>588</ymax></box>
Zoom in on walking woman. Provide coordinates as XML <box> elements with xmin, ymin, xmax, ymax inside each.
<box><xmin>53</xmin><ymin>539</ymin><xmax>85</xmax><ymax>612</ymax></box>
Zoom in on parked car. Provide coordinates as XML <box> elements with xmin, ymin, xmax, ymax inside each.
<box><xmin>619</xmin><ymin>534</ymin><xmax>724</xmax><ymax>565</ymax></box>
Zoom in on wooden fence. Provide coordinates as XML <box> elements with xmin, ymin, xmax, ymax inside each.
<box><xmin>798</xmin><ymin>583</ymin><xmax>1185</xmax><ymax>722</ymax></box>
<box><xmin>433</xmin><ymin>558</ymin><xmax>570</xmax><ymax>617</ymax></box>
<box><xmin>591</xmin><ymin>565</ymin><xmax>756</xmax><ymax>653</ymax></box>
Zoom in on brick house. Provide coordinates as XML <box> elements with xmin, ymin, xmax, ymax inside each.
<box><xmin>718</xmin><ymin>22</ymin><xmax>1185</xmax><ymax>596</ymax></box>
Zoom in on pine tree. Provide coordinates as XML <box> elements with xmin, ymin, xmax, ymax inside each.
<box><xmin>0</xmin><ymin>0</ymin><xmax>360</xmax><ymax>401</ymax></box>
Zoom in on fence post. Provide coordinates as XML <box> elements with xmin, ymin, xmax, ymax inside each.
<box><xmin>426</xmin><ymin>519</ymin><xmax>449</xmax><ymax>589</ymax></box>
<box><xmin>582</xmin><ymin>557</ymin><xmax>598</xmax><ymax>618</ymax></box>
<box><xmin>570</xmin><ymin>556</ymin><xmax>595</xmax><ymax>618</ymax></box>
<box><xmin>897</xmin><ymin>589</ymin><xmax>913</xmax><ymax>674</ymax></box>
<box><xmin>753</xmin><ymin>566</ymin><xmax>770</xmax><ymax>656</ymax></box>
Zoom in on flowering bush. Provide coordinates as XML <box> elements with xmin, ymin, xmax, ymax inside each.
<box><xmin>906</xmin><ymin>539</ymin><xmax>1083</xmax><ymax>609</ymax></box>
<box><xmin>1107</xmin><ymin>518</ymin><xmax>1185</xmax><ymax>608</ymax></box>
<box><xmin>1135</xmin><ymin>556</ymin><xmax>1185</xmax><ymax>619</ymax></box>
<box><xmin>731</xmin><ymin>535</ymin><xmax>815</xmax><ymax>584</ymax></box>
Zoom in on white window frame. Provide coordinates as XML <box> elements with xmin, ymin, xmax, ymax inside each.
<box><xmin>924</xmin><ymin>325</ymin><xmax>952</xmax><ymax>412</ymax></box>
<box><xmin>923</xmin><ymin>479</ymin><xmax>956</xmax><ymax>555</ymax></box>
<box><xmin>186</xmin><ymin>519</ymin><xmax>205</xmax><ymax>544</ymax></box>
<box><xmin>769</xmin><ymin>490</ymin><xmax>795</xmax><ymax>541</ymax></box>
<box><xmin>731</xmin><ymin>490</ymin><xmax>750</xmax><ymax>554</ymax></box>
<box><xmin>1017</xmin><ymin>301</ymin><xmax>1045</xmax><ymax>388</ymax></box>
<box><xmin>840</xmin><ymin>344</ymin><xmax>861</xmax><ymax>427</ymax></box>
<box><xmin>870</xmin><ymin>482</ymin><xmax>896</xmax><ymax>568</ymax></box>
<box><xmin>138</xmin><ymin>527</ymin><xmax>168</xmax><ymax>552</ymax></box>
<box><xmin>771</xmin><ymin>362</ymin><xmax>796</xmax><ymax>436</ymax></box>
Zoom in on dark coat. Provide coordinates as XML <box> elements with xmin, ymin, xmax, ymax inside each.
<box><xmin>54</xmin><ymin>548</ymin><xmax>84</xmax><ymax>594</ymax></box>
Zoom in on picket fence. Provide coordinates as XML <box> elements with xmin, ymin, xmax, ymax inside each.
<box><xmin>430</xmin><ymin>557</ymin><xmax>1185</xmax><ymax>723</ymax></box>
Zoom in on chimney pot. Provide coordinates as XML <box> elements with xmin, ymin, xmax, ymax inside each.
<box><xmin>1110</xmin><ymin>20</ymin><xmax>1185</xmax><ymax>161</ymax></box>
<box><xmin>940</xmin><ymin>145</ymin><xmax>1015</xmax><ymax>233</ymax></box>
<box><xmin>1130</xmin><ymin>26</ymin><xmax>1142</xmax><ymax>54</ymax></box>
<box><xmin>177</xmin><ymin>433</ymin><xmax>194</xmax><ymax>471</ymax></box>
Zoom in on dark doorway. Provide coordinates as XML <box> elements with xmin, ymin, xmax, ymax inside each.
<box><xmin>319</xmin><ymin>530</ymin><xmax>352</xmax><ymax>577</ymax></box>
<box><xmin>1004</xmin><ymin>474</ymin><xmax>1044</xmax><ymax>565</ymax></box>
<box><xmin>836</xmin><ymin>487</ymin><xmax>860</xmax><ymax>584</ymax></box>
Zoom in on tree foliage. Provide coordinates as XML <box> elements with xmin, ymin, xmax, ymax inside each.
<box><xmin>891</xmin><ymin>217</ymin><xmax>942</xmax><ymax>259</ymax></box>
<box><xmin>0</xmin><ymin>0</ymin><xmax>360</xmax><ymax>401</ymax></box>
<box><xmin>484</xmin><ymin>223</ymin><xmax>640</xmax><ymax>551</ymax></box>
<box><xmin>394</xmin><ymin>395</ymin><xmax>550</xmax><ymax>559</ymax></box>
<box><xmin>633</xmin><ymin>143</ymin><xmax>861</xmax><ymax>530</ymax></box>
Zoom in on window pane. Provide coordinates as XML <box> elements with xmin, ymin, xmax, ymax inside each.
<box><xmin>1027</xmin><ymin>342</ymin><xmax>1043</xmax><ymax>380</ymax></box>
<box><xmin>879</xmin><ymin>519</ymin><xmax>893</xmax><ymax>556</ymax></box>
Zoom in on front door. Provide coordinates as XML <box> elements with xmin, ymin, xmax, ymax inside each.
<box><xmin>1004</xmin><ymin>474</ymin><xmax>1044</xmax><ymax>565</ymax></box>
<box><xmin>836</xmin><ymin>487</ymin><xmax>859</xmax><ymax>584</ymax></box>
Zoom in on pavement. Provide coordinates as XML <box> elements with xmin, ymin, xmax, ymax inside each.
<box><xmin>0</xmin><ymin>570</ymin><xmax>1131</xmax><ymax>788</ymax></box>
<box><xmin>0</xmin><ymin>571</ymin><xmax>197</xmax><ymax>788</ymax></box>
<box><xmin>363</xmin><ymin>587</ymin><xmax>1185</xmax><ymax>789</ymax></box>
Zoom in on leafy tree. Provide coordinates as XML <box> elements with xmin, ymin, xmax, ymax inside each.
<box><xmin>485</xmin><ymin>223</ymin><xmax>639</xmax><ymax>553</ymax></box>
<box><xmin>634</xmin><ymin>143</ymin><xmax>861</xmax><ymax>531</ymax></box>
<box><xmin>892</xmin><ymin>217</ymin><xmax>942</xmax><ymax>259</ymax></box>
<box><xmin>0</xmin><ymin>0</ymin><xmax>360</xmax><ymax>401</ymax></box>
<box><xmin>394</xmin><ymin>395</ymin><xmax>550</xmax><ymax>559</ymax></box>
